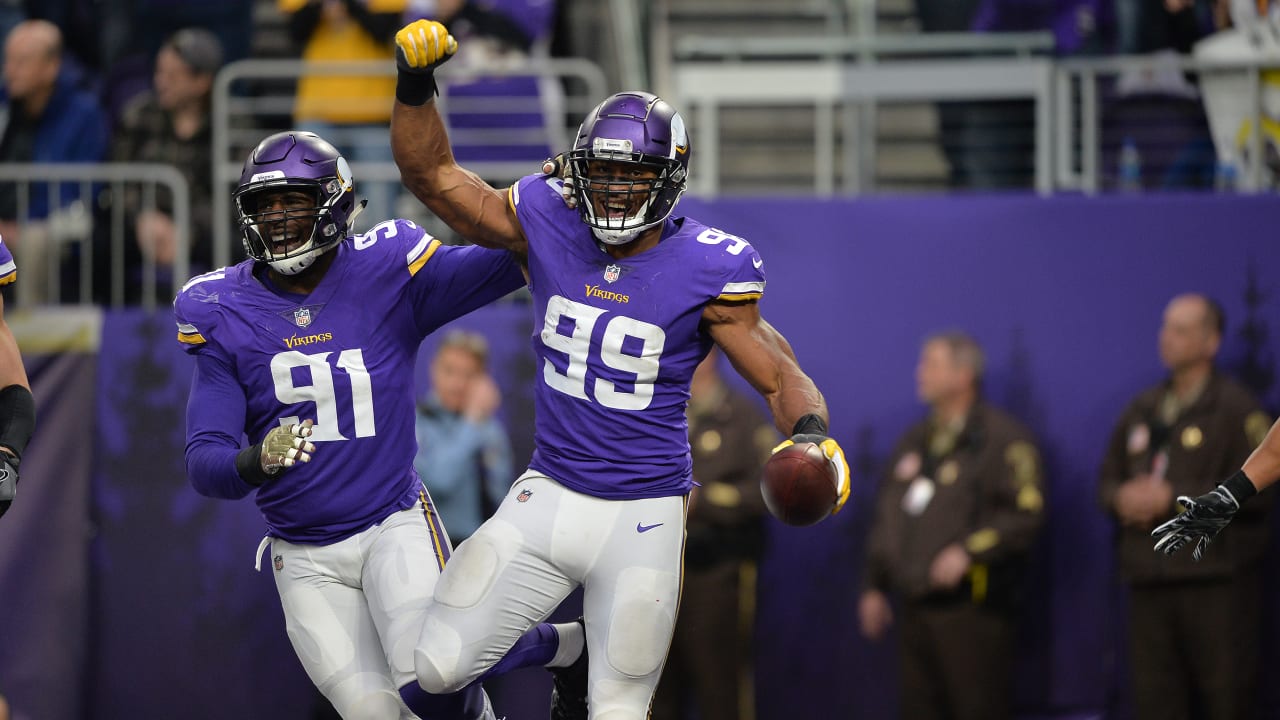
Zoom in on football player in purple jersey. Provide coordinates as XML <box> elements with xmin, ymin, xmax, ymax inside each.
<box><xmin>176</xmin><ymin>131</ymin><xmax>586</xmax><ymax>720</ymax></box>
<box><xmin>0</xmin><ymin>235</ymin><xmax>33</xmax><ymax>520</ymax></box>
<box><xmin>391</xmin><ymin>20</ymin><xmax>852</xmax><ymax>720</ymax></box>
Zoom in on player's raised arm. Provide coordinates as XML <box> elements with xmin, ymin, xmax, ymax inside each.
<box><xmin>390</xmin><ymin>20</ymin><xmax>527</xmax><ymax>255</ymax></box>
<box><xmin>705</xmin><ymin>301</ymin><xmax>850</xmax><ymax>514</ymax></box>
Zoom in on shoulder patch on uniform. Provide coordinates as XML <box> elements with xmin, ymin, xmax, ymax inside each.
<box><xmin>407</xmin><ymin>237</ymin><xmax>442</xmax><ymax>277</ymax></box>
<box><xmin>1246</xmin><ymin>411</ymin><xmax>1272</xmax><ymax>447</ymax></box>
<box><xmin>1005</xmin><ymin>441</ymin><xmax>1043</xmax><ymax>511</ymax></box>
<box><xmin>176</xmin><ymin>321</ymin><xmax>206</xmax><ymax>346</ymax></box>
<box><xmin>716</xmin><ymin>280</ymin><xmax>765</xmax><ymax>302</ymax></box>
<box><xmin>966</xmin><ymin>528</ymin><xmax>1000</xmax><ymax>554</ymax></box>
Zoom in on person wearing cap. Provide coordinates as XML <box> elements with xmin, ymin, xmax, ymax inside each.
<box><xmin>106</xmin><ymin>27</ymin><xmax>222</xmax><ymax>302</ymax></box>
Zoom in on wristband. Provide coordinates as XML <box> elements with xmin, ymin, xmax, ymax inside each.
<box><xmin>791</xmin><ymin>413</ymin><xmax>827</xmax><ymax>437</ymax></box>
<box><xmin>396</xmin><ymin>68</ymin><xmax>438</xmax><ymax>106</ymax></box>
<box><xmin>1222</xmin><ymin>469</ymin><xmax>1257</xmax><ymax>505</ymax></box>
<box><xmin>235</xmin><ymin>442</ymin><xmax>279</xmax><ymax>487</ymax></box>
<box><xmin>0</xmin><ymin>385</ymin><xmax>34</xmax><ymax>462</ymax></box>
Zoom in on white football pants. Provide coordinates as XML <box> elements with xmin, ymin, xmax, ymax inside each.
<box><xmin>260</xmin><ymin>492</ymin><xmax>452</xmax><ymax>720</ymax></box>
<box><xmin>413</xmin><ymin>471</ymin><xmax>687</xmax><ymax>720</ymax></box>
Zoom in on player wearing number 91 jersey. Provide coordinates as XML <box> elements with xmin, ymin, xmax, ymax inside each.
<box><xmin>176</xmin><ymin>213</ymin><xmax>510</xmax><ymax>541</ymax></box>
<box><xmin>393</xmin><ymin>21</ymin><xmax>851</xmax><ymax>720</ymax></box>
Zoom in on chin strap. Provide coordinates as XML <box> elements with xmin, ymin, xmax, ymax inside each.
<box><xmin>348</xmin><ymin>199</ymin><xmax>368</xmax><ymax>232</ymax></box>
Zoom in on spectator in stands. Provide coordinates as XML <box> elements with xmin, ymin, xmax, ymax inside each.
<box><xmin>93</xmin><ymin>0</ymin><xmax>251</xmax><ymax>143</ymax></box>
<box><xmin>1098</xmin><ymin>293</ymin><xmax>1270</xmax><ymax>718</ymax></box>
<box><xmin>280</xmin><ymin>0</ymin><xmax>406</xmax><ymax>226</ymax></box>
<box><xmin>914</xmin><ymin>0</ymin><xmax>985</xmax><ymax>190</ymax></box>
<box><xmin>0</xmin><ymin>18</ymin><xmax>107</xmax><ymax>305</ymax></box>
<box><xmin>1117</xmin><ymin>0</ymin><xmax>1219</xmax><ymax>54</ymax></box>
<box><xmin>960</xmin><ymin>0</ymin><xmax>1114</xmax><ymax>189</ymax></box>
<box><xmin>652</xmin><ymin>348</ymin><xmax>773</xmax><ymax>720</ymax></box>
<box><xmin>414</xmin><ymin>329</ymin><xmax>513</xmax><ymax>545</ymax></box>
<box><xmin>105</xmin><ymin>27</ymin><xmax>221</xmax><ymax>302</ymax></box>
<box><xmin>1194</xmin><ymin>0</ymin><xmax>1280</xmax><ymax>190</ymax></box>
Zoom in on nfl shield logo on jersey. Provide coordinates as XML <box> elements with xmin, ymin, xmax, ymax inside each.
<box><xmin>273</xmin><ymin>555</ymin><xmax>284</xmax><ymax>571</ymax></box>
<box><xmin>293</xmin><ymin>308</ymin><xmax>312</xmax><ymax>328</ymax></box>
<box><xmin>603</xmin><ymin>264</ymin><xmax>621</xmax><ymax>283</ymax></box>
<box><xmin>517</xmin><ymin>488</ymin><xmax>533</xmax><ymax>503</ymax></box>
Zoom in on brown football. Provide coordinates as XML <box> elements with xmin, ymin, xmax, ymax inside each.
<box><xmin>761</xmin><ymin>442</ymin><xmax>838</xmax><ymax>527</ymax></box>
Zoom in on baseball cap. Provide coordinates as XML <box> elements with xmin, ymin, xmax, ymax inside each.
<box><xmin>166</xmin><ymin>28</ymin><xmax>223</xmax><ymax>75</ymax></box>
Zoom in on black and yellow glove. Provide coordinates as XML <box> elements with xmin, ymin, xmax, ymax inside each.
<box><xmin>773</xmin><ymin>413</ymin><xmax>851</xmax><ymax>515</ymax></box>
<box><xmin>394</xmin><ymin>20</ymin><xmax>459</xmax><ymax>106</ymax></box>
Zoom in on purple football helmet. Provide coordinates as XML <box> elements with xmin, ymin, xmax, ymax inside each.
<box><xmin>567</xmin><ymin>91</ymin><xmax>690</xmax><ymax>245</ymax></box>
<box><xmin>234</xmin><ymin>131</ymin><xmax>360</xmax><ymax>275</ymax></box>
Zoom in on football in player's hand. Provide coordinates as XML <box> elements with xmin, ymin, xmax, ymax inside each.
<box><xmin>762</xmin><ymin>442</ymin><xmax>838</xmax><ymax>526</ymax></box>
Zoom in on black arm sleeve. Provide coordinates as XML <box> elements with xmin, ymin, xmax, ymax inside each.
<box><xmin>0</xmin><ymin>385</ymin><xmax>35</xmax><ymax>463</ymax></box>
<box><xmin>235</xmin><ymin>442</ymin><xmax>278</xmax><ymax>487</ymax></box>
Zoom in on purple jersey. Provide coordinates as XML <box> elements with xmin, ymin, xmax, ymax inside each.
<box><xmin>510</xmin><ymin>175</ymin><xmax>766</xmax><ymax>499</ymax></box>
<box><xmin>175</xmin><ymin>219</ymin><xmax>524</xmax><ymax>544</ymax></box>
<box><xmin>0</xmin><ymin>236</ymin><xmax>15</xmax><ymax>286</ymax></box>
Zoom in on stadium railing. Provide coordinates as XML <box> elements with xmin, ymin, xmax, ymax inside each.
<box><xmin>1055</xmin><ymin>54</ymin><xmax>1280</xmax><ymax>193</ymax></box>
<box><xmin>210</xmin><ymin>58</ymin><xmax>609</xmax><ymax>269</ymax></box>
<box><xmin>666</xmin><ymin>33</ymin><xmax>1280</xmax><ymax>196</ymax></box>
<box><xmin>0</xmin><ymin>163</ymin><xmax>190</xmax><ymax>310</ymax></box>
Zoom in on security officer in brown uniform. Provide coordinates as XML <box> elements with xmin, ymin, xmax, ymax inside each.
<box><xmin>859</xmin><ymin>331</ymin><xmax>1045</xmax><ymax>720</ymax></box>
<box><xmin>653</xmin><ymin>349</ymin><xmax>775</xmax><ymax>720</ymax></box>
<box><xmin>1099</xmin><ymin>293</ymin><xmax>1270</xmax><ymax>720</ymax></box>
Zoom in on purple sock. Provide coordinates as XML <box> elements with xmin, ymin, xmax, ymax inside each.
<box><xmin>476</xmin><ymin>622</ymin><xmax>559</xmax><ymax>683</ymax></box>
<box><xmin>399</xmin><ymin>682</ymin><xmax>485</xmax><ymax>720</ymax></box>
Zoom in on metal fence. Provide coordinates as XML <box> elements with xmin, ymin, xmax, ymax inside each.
<box><xmin>0</xmin><ymin>163</ymin><xmax>189</xmax><ymax>309</ymax></box>
<box><xmin>210</xmin><ymin>58</ymin><xmax>609</xmax><ymax>268</ymax></box>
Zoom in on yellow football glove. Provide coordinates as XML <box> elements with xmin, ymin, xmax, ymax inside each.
<box><xmin>394</xmin><ymin>20</ymin><xmax>459</xmax><ymax>105</ymax></box>
<box><xmin>775</xmin><ymin>413</ymin><xmax>851</xmax><ymax>515</ymax></box>
<box><xmin>395</xmin><ymin>20</ymin><xmax>458</xmax><ymax>73</ymax></box>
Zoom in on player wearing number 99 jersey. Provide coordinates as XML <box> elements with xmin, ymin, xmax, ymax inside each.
<box><xmin>393</xmin><ymin>19</ymin><xmax>852</xmax><ymax>720</ymax></box>
<box><xmin>176</xmin><ymin>131</ymin><xmax>581</xmax><ymax>720</ymax></box>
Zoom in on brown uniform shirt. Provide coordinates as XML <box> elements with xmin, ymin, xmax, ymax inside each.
<box><xmin>1098</xmin><ymin>372</ymin><xmax>1270</xmax><ymax>584</ymax></box>
<box><xmin>864</xmin><ymin>403</ymin><xmax>1045</xmax><ymax>605</ymax></box>
<box><xmin>685</xmin><ymin>383</ymin><xmax>776</xmax><ymax>569</ymax></box>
